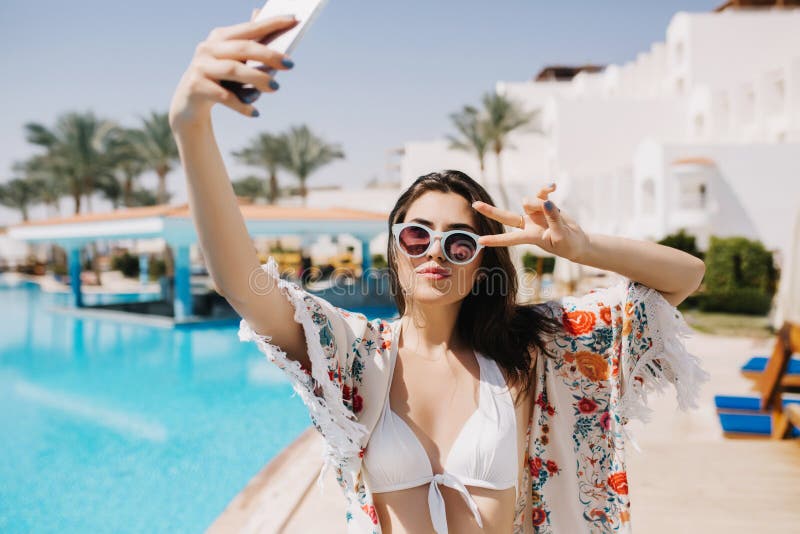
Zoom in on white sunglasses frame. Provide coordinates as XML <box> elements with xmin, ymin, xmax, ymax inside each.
<box><xmin>391</xmin><ymin>222</ymin><xmax>485</xmax><ymax>265</ymax></box>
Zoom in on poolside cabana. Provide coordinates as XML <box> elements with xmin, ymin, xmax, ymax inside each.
<box><xmin>7</xmin><ymin>201</ymin><xmax>388</xmax><ymax>321</ymax></box>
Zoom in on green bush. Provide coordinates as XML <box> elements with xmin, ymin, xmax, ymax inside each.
<box><xmin>699</xmin><ymin>288</ymin><xmax>774</xmax><ymax>315</ymax></box>
<box><xmin>700</xmin><ymin>236</ymin><xmax>778</xmax><ymax>314</ymax></box>
<box><xmin>111</xmin><ymin>252</ymin><xmax>140</xmax><ymax>278</ymax></box>
<box><xmin>371</xmin><ymin>253</ymin><xmax>388</xmax><ymax>270</ymax></box>
<box><xmin>522</xmin><ymin>252</ymin><xmax>555</xmax><ymax>274</ymax></box>
<box><xmin>148</xmin><ymin>257</ymin><xmax>166</xmax><ymax>281</ymax></box>
<box><xmin>659</xmin><ymin>229</ymin><xmax>703</xmax><ymax>259</ymax></box>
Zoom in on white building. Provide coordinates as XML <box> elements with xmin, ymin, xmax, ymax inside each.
<box><xmin>400</xmin><ymin>4</ymin><xmax>800</xmax><ymax>261</ymax></box>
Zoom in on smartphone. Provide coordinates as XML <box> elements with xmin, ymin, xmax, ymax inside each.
<box><xmin>220</xmin><ymin>0</ymin><xmax>329</xmax><ymax>104</ymax></box>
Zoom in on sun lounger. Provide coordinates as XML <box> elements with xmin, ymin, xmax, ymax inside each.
<box><xmin>715</xmin><ymin>322</ymin><xmax>800</xmax><ymax>439</ymax></box>
<box><xmin>715</xmin><ymin>394</ymin><xmax>800</xmax><ymax>437</ymax></box>
<box><xmin>740</xmin><ymin>355</ymin><xmax>800</xmax><ymax>388</ymax></box>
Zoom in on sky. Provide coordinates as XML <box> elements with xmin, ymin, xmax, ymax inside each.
<box><xmin>0</xmin><ymin>0</ymin><xmax>718</xmax><ymax>225</ymax></box>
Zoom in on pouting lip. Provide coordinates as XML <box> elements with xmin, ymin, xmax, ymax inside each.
<box><xmin>416</xmin><ymin>264</ymin><xmax>452</xmax><ymax>276</ymax></box>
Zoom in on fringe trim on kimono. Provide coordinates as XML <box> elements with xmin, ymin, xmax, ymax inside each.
<box><xmin>617</xmin><ymin>282</ymin><xmax>711</xmax><ymax>428</ymax></box>
<box><xmin>238</xmin><ymin>257</ymin><xmax>369</xmax><ymax>495</ymax></box>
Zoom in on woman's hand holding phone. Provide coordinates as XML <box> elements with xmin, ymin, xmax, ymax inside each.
<box><xmin>169</xmin><ymin>9</ymin><xmax>298</xmax><ymax>130</ymax></box>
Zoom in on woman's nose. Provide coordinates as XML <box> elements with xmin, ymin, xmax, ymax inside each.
<box><xmin>427</xmin><ymin>236</ymin><xmax>446</xmax><ymax>261</ymax></box>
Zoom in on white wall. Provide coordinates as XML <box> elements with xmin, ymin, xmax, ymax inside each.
<box><xmin>398</xmin><ymin>7</ymin><xmax>800</xmax><ymax>260</ymax></box>
<box><xmin>633</xmin><ymin>139</ymin><xmax>800</xmax><ymax>259</ymax></box>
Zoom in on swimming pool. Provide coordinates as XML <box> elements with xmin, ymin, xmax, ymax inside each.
<box><xmin>0</xmin><ymin>282</ymin><xmax>396</xmax><ymax>533</ymax></box>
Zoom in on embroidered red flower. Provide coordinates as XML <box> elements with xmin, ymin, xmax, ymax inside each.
<box><xmin>599</xmin><ymin>305</ymin><xmax>612</xmax><ymax>325</ymax></box>
<box><xmin>361</xmin><ymin>504</ymin><xmax>378</xmax><ymax>524</ymax></box>
<box><xmin>545</xmin><ymin>459</ymin><xmax>559</xmax><ymax>475</ymax></box>
<box><xmin>562</xmin><ymin>310</ymin><xmax>596</xmax><ymax>336</ymax></box>
<box><xmin>599</xmin><ymin>411</ymin><xmax>611</xmax><ymax>430</ymax></box>
<box><xmin>608</xmin><ymin>471</ymin><xmax>629</xmax><ymax>495</ymax></box>
<box><xmin>352</xmin><ymin>389</ymin><xmax>363</xmax><ymax>414</ymax></box>
<box><xmin>342</xmin><ymin>384</ymin><xmax>352</xmax><ymax>400</ymax></box>
<box><xmin>577</xmin><ymin>397</ymin><xmax>598</xmax><ymax>414</ymax></box>
<box><xmin>531</xmin><ymin>507</ymin><xmax>546</xmax><ymax>526</ymax></box>
<box><xmin>529</xmin><ymin>457</ymin><xmax>542</xmax><ymax>475</ymax></box>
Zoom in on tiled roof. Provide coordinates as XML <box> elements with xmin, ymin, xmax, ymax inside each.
<box><xmin>11</xmin><ymin>199</ymin><xmax>388</xmax><ymax>228</ymax></box>
<box><xmin>671</xmin><ymin>157</ymin><xmax>716</xmax><ymax>166</ymax></box>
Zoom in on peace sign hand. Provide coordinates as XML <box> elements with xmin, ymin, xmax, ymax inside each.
<box><xmin>472</xmin><ymin>183</ymin><xmax>590</xmax><ymax>262</ymax></box>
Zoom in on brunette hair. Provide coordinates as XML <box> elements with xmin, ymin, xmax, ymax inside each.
<box><xmin>386</xmin><ymin>170</ymin><xmax>562</xmax><ymax>404</ymax></box>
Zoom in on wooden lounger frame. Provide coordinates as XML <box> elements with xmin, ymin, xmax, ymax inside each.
<box><xmin>758</xmin><ymin>322</ymin><xmax>800</xmax><ymax>439</ymax></box>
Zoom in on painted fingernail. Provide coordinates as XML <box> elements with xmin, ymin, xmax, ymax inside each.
<box><xmin>251</xmin><ymin>108</ymin><xmax>260</xmax><ymax>117</ymax></box>
<box><xmin>544</xmin><ymin>200</ymin><xmax>554</xmax><ymax>211</ymax></box>
<box><xmin>269</xmin><ymin>80</ymin><xmax>280</xmax><ymax>90</ymax></box>
<box><xmin>281</xmin><ymin>58</ymin><xmax>294</xmax><ymax>69</ymax></box>
<box><xmin>242</xmin><ymin>90</ymin><xmax>260</xmax><ymax>104</ymax></box>
<box><xmin>550</xmin><ymin>182</ymin><xmax>556</xmax><ymax>188</ymax></box>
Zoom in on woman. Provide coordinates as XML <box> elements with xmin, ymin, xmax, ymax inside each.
<box><xmin>169</xmin><ymin>13</ymin><xmax>710</xmax><ymax>534</ymax></box>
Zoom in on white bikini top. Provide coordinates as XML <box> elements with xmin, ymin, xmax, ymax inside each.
<box><xmin>362</xmin><ymin>328</ymin><xmax>519</xmax><ymax>534</ymax></box>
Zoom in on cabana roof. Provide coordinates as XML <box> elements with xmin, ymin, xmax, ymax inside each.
<box><xmin>8</xmin><ymin>200</ymin><xmax>389</xmax><ymax>246</ymax></box>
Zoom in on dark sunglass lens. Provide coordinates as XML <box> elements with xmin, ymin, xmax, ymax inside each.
<box><xmin>398</xmin><ymin>226</ymin><xmax>431</xmax><ymax>256</ymax></box>
<box><xmin>444</xmin><ymin>233</ymin><xmax>478</xmax><ymax>262</ymax></box>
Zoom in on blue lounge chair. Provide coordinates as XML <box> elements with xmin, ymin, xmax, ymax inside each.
<box><xmin>715</xmin><ymin>322</ymin><xmax>800</xmax><ymax>439</ymax></box>
<box><xmin>715</xmin><ymin>394</ymin><xmax>800</xmax><ymax>437</ymax></box>
<box><xmin>740</xmin><ymin>355</ymin><xmax>800</xmax><ymax>388</ymax></box>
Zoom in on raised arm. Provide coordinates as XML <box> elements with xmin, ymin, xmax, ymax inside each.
<box><xmin>168</xmin><ymin>12</ymin><xmax>311</xmax><ymax>370</ymax></box>
<box><xmin>473</xmin><ymin>183</ymin><xmax>705</xmax><ymax>306</ymax></box>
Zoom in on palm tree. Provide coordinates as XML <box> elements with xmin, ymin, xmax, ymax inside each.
<box><xmin>130</xmin><ymin>111</ymin><xmax>178</xmax><ymax>205</ymax></box>
<box><xmin>128</xmin><ymin>187</ymin><xmax>158</xmax><ymax>207</ymax></box>
<box><xmin>280</xmin><ymin>125</ymin><xmax>345</xmax><ymax>206</ymax></box>
<box><xmin>232</xmin><ymin>133</ymin><xmax>288</xmax><ymax>204</ymax></box>
<box><xmin>0</xmin><ymin>178</ymin><xmax>39</xmax><ymax>222</ymax></box>
<box><xmin>107</xmin><ymin>127</ymin><xmax>149</xmax><ymax>207</ymax></box>
<box><xmin>12</xmin><ymin>155</ymin><xmax>66</xmax><ymax>217</ymax></box>
<box><xmin>24</xmin><ymin>111</ymin><xmax>121</xmax><ymax>214</ymax></box>
<box><xmin>481</xmin><ymin>92</ymin><xmax>539</xmax><ymax>209</ymax></box>
<box><xmin>231</xmin><ymin>175</ymin><xmax>268</xmax><ymax>203</ymax></box>
<box><xmin>447</xmin><ymin>105</ymin><xmax>491</xmax><ymax>185</ymax></box>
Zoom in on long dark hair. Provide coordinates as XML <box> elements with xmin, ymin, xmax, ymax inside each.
<box><xmin>387</xmin><ymin>170</ymin><xmax>562</xmax><ymax>405</ymax></box>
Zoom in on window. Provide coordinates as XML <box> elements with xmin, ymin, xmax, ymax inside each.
<box><xmin>679</xmin><ymin>177</ymin><xmax>707</xmax><ymax>210</ymax></box>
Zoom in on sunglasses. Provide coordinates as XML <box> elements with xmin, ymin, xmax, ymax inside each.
<box><xmin>391</xmin><ymin>222</ymin><xmax>485</xmax><ymax>265</ymax></box>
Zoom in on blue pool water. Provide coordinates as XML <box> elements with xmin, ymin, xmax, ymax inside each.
<box><xmin>0</xmin><ymin>282</ymin><xmax>396</xmax><ymax>533</ymax></box>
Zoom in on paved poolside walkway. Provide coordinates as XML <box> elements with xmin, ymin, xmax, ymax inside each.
<box><xmin>209</xmin><ymin>331</ymin><xmax>800</xmax><ymax>534</ymax></box>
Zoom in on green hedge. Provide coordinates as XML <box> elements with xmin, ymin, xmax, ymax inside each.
<box><xmin>701</xmin><ymin>236</ymin><xmax>778</xmax><ymax>314</ymax></box>
<box><xmin>111</xmin><ymin>252</ymin><xmax>140</xmax><ymax>278</ymax></box>
<box><xmin>522</xmin><ymin>252</ymin><xmax>555</xmax><ymax>274</ymax></box>
<box><xmin>698</xmin><ymin>288</ymin><xmax>774</xmax><ymax>315</ymax></box>
<box><xmin>148</xmin><ymin>257</ymin><xmax>166</xmax><ymax>280</ymax></box>
<box><xmin>658</xmin><ymin>229</ymin><xmax>703</xmax><ymax>259</ymax></box>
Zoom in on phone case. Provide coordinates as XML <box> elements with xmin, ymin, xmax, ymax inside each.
<box><xmin>219</xmin><ymin>0</ymin><xmax>329</xmax><ymax>105</ymax></box>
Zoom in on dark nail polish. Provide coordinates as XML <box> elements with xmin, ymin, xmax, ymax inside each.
<box><xmin>242</xmin><ymin>90</ymin><xmax>260</xmax><ymax>104</ymax></box>
<box><xmin>269</xmin><ymin>80</ymin><xmax>280</xmax><ymax>90</ymax></box>
<box><xmin>251</xmin><ymin>108</ymin><xmax>260</xmax><ymax>117</ymax></box>
<box><xmin>281</xmin><ymin>58</ymin><xmax>294</xmax><ymax>69</ymax></box>
<box><xmin>544</xmin><ymin>200</ymin><xmax>553</xmax><ymax>211</ymax></box>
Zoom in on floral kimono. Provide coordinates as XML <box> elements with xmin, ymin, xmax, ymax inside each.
<box><xmin>238</xmin><ymin>257</ymin><xmax>710</xmax><ymax>533</ymax></box>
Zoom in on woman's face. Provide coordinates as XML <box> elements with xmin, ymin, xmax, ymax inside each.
<box><xmin>394</xmin><ymin>190</ymin><xmax>484</xmax><ymax>308</ymax></box>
